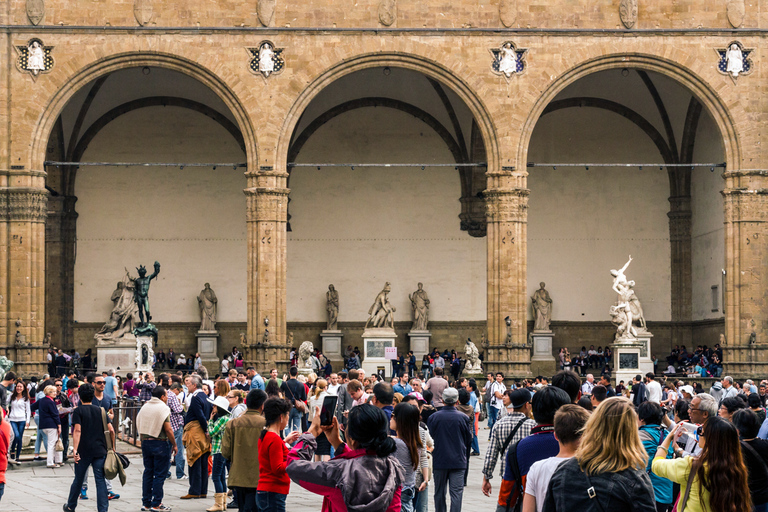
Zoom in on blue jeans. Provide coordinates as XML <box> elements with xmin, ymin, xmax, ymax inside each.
<box><xmin>0</xmin><ymin>482</ymin><xmax>4</xmax><ymax>503</ymax></box>
<box><xmin>256</xmin><ymin>491</ymin><xmax>287</xmax><ymax>512</ymax></box>
<box><xmin>67</xmin><ymin>455</ymin><xmax>108</xmax><ymax>512</ymax></box>
<box><xmin>142</xmin><ymin>439</ymin><xmax>171</xmax><ymax>507</ymax></box>
<box><xmin>487</xmin><ymin>406</ymin><xmax>500</xmax><ymax>437</ymax></box>
<box><xmin>414</xmin><ymin>485</ymin><xmax>428</xmax><ymax>512</ymax></box>
<box><xmin>754</xmin><ymin>503</ymin><xmax>768</xmax><ymax>512</ymax></box>
<box><xmin>212</xmin><ymin>453</ymin><xmax>227</xmax><ymax>493</ymax></box>
<box><xmin>471</xmin><ymin>433</ymin><xmax>480</xmax><ymax>454</ymax></box>
<box><xmin>287</xmin><ymin>408</ymin><xmax>302</xmax><ymax>437</ymax></box>
<box><xmin>34</xmin><ymin>415</ymin><xmax>47</xmax><ymax>454</ymax></box>
<box><xmin>10</xmin><ymin>421</ymin><xmax>25</xmax><ymax>459</ymax></box>
<box><xmin>173</xmin><ymin>427</ymin><xmax>185</xmax><ymax>478</ymax></box>
<box><xmin>401</xmin><ymin>487</ymin><xmax>415</xmax><ymax>512</ymax></box>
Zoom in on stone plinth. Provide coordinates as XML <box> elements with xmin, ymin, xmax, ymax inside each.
<box><xmin>196</xmin><ymin>330</ymin><xmax>220</xmax><ymax>372</ymax></box>
<box><xmin>136</xmin><ymin>335</ymin><xmax>155</xmax><ymax>373</ymax></box>
<box><xmin>612</xmin><ymin>340</ymin><xmax>644</xmax><ymax>387</ymax></box>
<box><xmin>321</xmin><ymin>330</ymin><xmax>344</xmax><ymax>360</ymax></box>
<box><xmin>530</xmin><ymin>330</ymin><xmax>556</xmax><ymax>377</ymax></box>
<box><xmin>636</xmin><ymin>331</ymin><xmax>655</xmax><ymax>376</ymax></box>
<box><xmin>97</xmin><ymin>334</ymin><xmax>137</xmax><ymax>376</ymax></box>
<box><xmin>362</xmin><ymin>328</ymin><xmax>396</xmax><ymax>378</ymax></box>
<box><xmin>408</xmin><ymin>331</ymin><xmax>431</xmax><ymax>359</ymax></box>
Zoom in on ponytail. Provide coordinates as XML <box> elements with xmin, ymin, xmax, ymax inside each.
<box><xmin>346</xmin><ymin>404</ymin><xmax>397</xmax><ymax>457</ymax></box>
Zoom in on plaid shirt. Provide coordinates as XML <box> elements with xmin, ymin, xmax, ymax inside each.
<box><xmin>482</xmin><ymin>412</ymin><xmax>536</xmax><ymax>480</ymax></box>
<box><xmin>208</xmin><ymin>415</ymin><xmax>229</xmax><ymax>454</ymax></box>
<box><xmin>137</xmin><ymin>381</ymin><xmax>157</xmax><ymax>402</ymax></box>
<box><xmin>167</xmin><ymin>391</ymin><xmax>184</xmax><ymax>432</ymax></box>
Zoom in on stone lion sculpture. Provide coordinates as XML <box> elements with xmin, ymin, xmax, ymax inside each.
<box><xmin>463</xmin><ymin>339</ymin><xmax>483</xmax><ymax>373</ymax></box>
<box><xmin>0</xmin><ymin>356</ymin><xmax>14</xmax><ymax>382</ymax></box>
<box><xmin>298</xmin><ymin>341</ymin><xmax>314</xmax><ymax>368</ymax></box>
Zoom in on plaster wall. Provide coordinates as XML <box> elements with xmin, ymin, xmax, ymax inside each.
<box><xmin>287</xmin><ymin>107</ymin><xmax>487</xmax><ymax>323</ymax></box>
<box><xmin>73</xmin><ymin>106</ymin><xmax>247</xmax><ymax>323</ymax></box>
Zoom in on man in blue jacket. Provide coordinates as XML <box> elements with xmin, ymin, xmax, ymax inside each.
<box><xmin>181</xmin><ymin>374</ymin><xmax>212</xmax><ymax>500</ymax></box>
<box><xmin>427</xmin><ymin>387</ymin><xmax>473</xmax><ymax>512</ymax></box>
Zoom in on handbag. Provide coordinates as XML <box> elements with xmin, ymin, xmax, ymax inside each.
<box><xmin>101</xmin><ymin>408</ymin><xmax>125</xmax><ymax>484</ymax></box>
<box><xmin>55</xmin><ymin>438</ymin><xmax>64</xmax><ymax>452</ymax></box>
<box><xmin>286</xmin><ymin>382</ymin><xmax>308</xmax><ymax>413</ymax></box>
<box><xmin>671</xmin><ymin>462</ymin><xmax>696</xmax><ymax>512</ymax></box>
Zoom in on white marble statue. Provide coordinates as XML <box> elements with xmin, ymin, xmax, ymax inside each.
<box><xmin>531</xmin><ymin>282</ymin><xmax>552</xmax><ymax>331</ymax></box>
<box><xmin>27</xmin><ymin>41</ymin><xmax>45</xmax><ymax>75</ymax></box>
<box><xmin>298</xmin><ymin>341</ymin><xmax>314</xmax><ymax>368</ymax></box>
<box><xmin>463</xmin><ymin>339</ymin><xmax>483</xmax><ymax>373</ymax></box>
<box><xmin>610</xmin><ymin>304</ymin><xmax>635</xmax><ymax>340</ymax></box>
<box><xmin>365</xmin><ymin>282</ymin><xmax>396</xmax><ymax>330</ymax></box>
<box><xmin>259</xmin><ymin>43</ymin><xmax>275</xmax><ymax>76</ymax></box>
<box><xmin>326</xmin><ymin>284</ymin><xmax>339</xmax><ymax>331</ymax></box>
<box><xmin>95</xmin><ymin>271</ymin><xmax>140</xmax><ymax>343</ymax></box>
<box><xmin>498</xmin><ymin>43</ymin><xmax>517</xmax><ymax>78</ymax></box>
<box><xmin>726</xmin><ymin>43</ymin><xmax>744</xmax><ymax>77</ymax></box>
<box><xmin>610</xmin><ymin>256</ymin><xmax>647</xmax><ymax>339</ymax></box>
<box><xmin>409</xmin><ymin>282</ymin><xmax>430</xmax><ymax>331</ymax></box>
<box><xmin>197</xmin><ymin>283</ymin><xmax>218</xmax><ymax>331</ymax></box>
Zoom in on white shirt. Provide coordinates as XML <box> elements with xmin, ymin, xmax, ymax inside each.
<box><xmin>581</xmin><ymin>381</ymin><xmax>594</xmax><ymax>395</ymax></box>
<box><xmin>490</xmin><ymin>381</ymin><xmax>506</xmax><ymax>410</ymax></box>
<box><xmin>525</xmin><ymin>456</ymin><xmax>573</xmax><ymax>512</ymax></box>
<box><xmin>647</xmin><ymin>381</ymin><xmax>663</xmax><ymax>404</ymax></box>
<box><xmin>308</xmin><ymin>391</ymin><xmax>328</xmax><ymax>421</ymax></box>
<box><xmin>8</xmin><ymin>398</ymin><xmax>30</xmax><ymax>422</ymax></box>
<box><xmin>327</xmin><ymin>384</ymin><xmax>340</xmax><ymax>396</ymax></box>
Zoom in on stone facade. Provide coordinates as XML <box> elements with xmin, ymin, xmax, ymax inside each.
<box><xmin>1</xmin><ymin>0</ymin><xmax>766</xmax><ymax>377</ymax></box>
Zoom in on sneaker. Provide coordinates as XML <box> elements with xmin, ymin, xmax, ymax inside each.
<box><xmin>176</xmin><ymin>475</ymin><xmax>188</xmax><ymax>480</ymax></box>
<box><xmin>107</xmin><ymin>492</ymin><xmax>120</xmax><ymax>500</ymax></box>
<box><xmin>226</xmin><ymin>499</ymin><xmax>238</xmax><ymax>509</ymax></box>
<box><xmin>151</xmin><ymin>505</ymin><xmax>172</xmax><ymax>511</ymax></box>
<box><xmin>63</xmin><ymin>505</ymin><xmax>74</xmax><ymax>512</ymax></box>
<box><xmin>141</xmin><ymin>507</ymin><xmax>152</xmax><ymax>511</ymax></box>
<box><xmin>80</xmin><ymin>489</ymin><xmax>88</xmax><ymax>500</ymax></box>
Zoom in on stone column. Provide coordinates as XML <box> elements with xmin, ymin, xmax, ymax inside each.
<box><xmin>0</xmin><ymin>176</ymin><xmax>49</xmax><ymax>376</ymax></box>
<box><xmin>45</xmin><ymin>195</ymin><xmax>77</xmax><ymax>351</ymax></box>
<box><xmin>722</xmin><ymin>170</ymin><xmax>768</xmax><ymax>378</ymax></box>
<box><xmin>485</xmin><ymin>167</ymin><xmax>531</xmax><ymax>377</ymax></box>
<box><xmin>668</xmin><ymin>195</ymin><xmax>692</xmax><ymax>348</ymax></box>
<box><xmin>245</xmin><ymin>167</ymin><xmax>290</xmax><ymax>369</ymax></box>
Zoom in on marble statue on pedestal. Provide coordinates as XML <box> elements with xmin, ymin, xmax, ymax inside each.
<box><xmin>610</xmin><ymin>256</ymin><xmax>647</xmax><ymax>340</ymax></box>
<box><xmin>298</xmin><ymin>341</ymin><xmax>314</xmax><ymax>369</ymax></box>
<box><xmin>111</xmin><ymin>281</ymin><xmax>124</xmax><ymax>305</ymax></box>
<box><xmin>326</xmin><ymin>284</ymin><xmax>339</xmax><ymax>330</ymax></box>
<box><xmin>531</xmin><ymin>282</ymin><xmax>552</xmax><ymax>331</ymax></box>
<box><xmin>409</xmin><ymin>283</ymin><xmax>430</xmax><ymax>331</ymax></box>
<box><xmin>463</xmin><ymin>338</ymin><xmax>483</xmax><ymax>373</ymax></box>
<box><xmin>0</xmin><ymin>356</ymin><xmax>14</xmax><ymax>381</ymax></box>
<box><xmin>95</xmin><ymin>271</ymin><xmax>140</xmax><ymax>343</ymax></box>
<box><xmin>365</xmin><ymin>282</ymin><xmax>396</xmax><ymax>330</ymax></box>
<box><xmin>197</xmin><ymin>283</ymin><xmax>218</xmax><ymax>331</ymax></box>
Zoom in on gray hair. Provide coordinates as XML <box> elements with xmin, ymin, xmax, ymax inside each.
<box><xmin>723</xmin><ymin>376</ymin><xmax>733</xmax><ymax>385</ymax></box>
<box><xmin>410</xmin><ymin>378</ymin><xmax>422</xmax><ymax>387</ymax></box>
<box><xmin>196</xmin><ymin>366</ymin><xmax>208</xmax><ymax>380</ymax></box>
<box><xmin>696</xmin><ymin>393</ymin><xmax>718</xmax><ymax>418</ymax></box>
<box><xmin>107</xmin><ymin>369</ymin><xmax>115</xmax><ymax>376</ymax></box>
<box><xmin>186</xmin><ymin>374</ymin><xmax>202</xmax><ymax>390</ymax></box>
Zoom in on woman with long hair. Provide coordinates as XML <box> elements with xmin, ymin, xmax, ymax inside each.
<box><xmin>390</xmin><ymin>403</ymin><xmax>427</xmax><ymax>512</ymax></box>
<box><xmin>258</xmin><ymin>398</ymin><xmax>300</xmax><ymax>512</ymax></box>
<box><xmin>265</xmin><ymin>379</ymin><xmax>282</xmax><ymax>398</ymax></box>
<box><xmin>733</xmin><ymin>409</ymin><xmax>768</xmax><ymax>512</ymax></box>
<box><xmin>287</xmin><ymin>403</ymin><xmax>404</xmax><ymax>512</ymax></box>
<box><xmin>7</xmin><ymin>379</ymin><xmax>30</xmax><ymax>464</ymax></box>
<box><xmin>215</xmin><ymin>378</ymin><xmax>230</xmax><ymax>398</ymax></box>
<box><xmin>308</xmin><ymin>379</ymin><xmax>332</xmax><ymax>461</ymax></box>
<box><xmin>653</xmin><ymin>416</ymin><xmax>752</xmax><ymax>512</ymax></box>
<box><xmin>542</xmin><ymin>397</ymin><xmax>656</xmax><ymax>512</ymax></box>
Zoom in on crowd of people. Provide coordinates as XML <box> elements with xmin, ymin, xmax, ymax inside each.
<box><xmin>3</xmin><ymin>350</ymin><xmax>768</xmax><ymax>512</ymax></box>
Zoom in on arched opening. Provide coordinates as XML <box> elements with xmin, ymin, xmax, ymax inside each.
<box><xmin>283</xmin><ymin>66</ymin><xmax>490</xmax><ymax>363</ymax></box>
<box><xmin>44</xmin><ymin>65</ymin><xmax>250</xmax><ymax>361</ymax></box>
<box><xmin>525</xmin><ymin>67</ymin><xmax>727</xmax><ymax>368</ymax></box>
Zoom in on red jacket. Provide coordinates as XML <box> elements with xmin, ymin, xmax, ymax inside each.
<box><xmin>0</xmin><ymin>411</ymin><xmax>10</xmax><ymax>483</ymax></box>
<box><xmin>258</xmin><ymin>431</ymin><xmax>290</xmax><ymax>494</ymax></box>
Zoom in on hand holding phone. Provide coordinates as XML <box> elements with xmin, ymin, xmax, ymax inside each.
<box><xmin>320</xmin><ymin>395</ymin><xmax>339</xmax><ymax>426</ymax></box>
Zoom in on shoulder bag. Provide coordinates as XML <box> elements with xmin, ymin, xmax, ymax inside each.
<box><xmin>285</xmin><ymin>381</ymin><xmax>308</xmax><ymax>413</ymax></box>
<box><xmin>101</xmin><ymin>407</ymin><xmax>125</xmax><ymax>482</ymax></box>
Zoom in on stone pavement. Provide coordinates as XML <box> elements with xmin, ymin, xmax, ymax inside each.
<box><xmin>3</xmin><ymin>421</ymin><xmax>500</xmax><ymax>512</ymax></box>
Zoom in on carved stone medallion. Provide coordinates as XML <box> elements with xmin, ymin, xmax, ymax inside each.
<box><xmin>378</xmin><ymin>0</ymin><xmax>397</xmax><ymax>26</ymax></box>
<box><xmin>716</xmin><ymin>41</ymin><xmax>754</xmax><ymax>82</ymax></box>
<box><xmin>726</xmin><ymin>0</ymin><xmax>745</xmax><ymax>28</ymax></box>
<box><xmin>619</xmin><ymin>0</ymin><xmax>638</xmax><ymax>29</ymax></box>
<box><xmin>134</xmin><ymin>0</ymin><xmax>153</xmax><ymax>26</ymax></box>
<box><xmin>490</xmin><ymin>41</ymin><xmax>528</xmax><ymax>80</ymax></box>
<box><xmin>246</xmin><ymin>41</ymin><xmax>285</xmax><ymax>79</ymax></box>
<box><xmin>257</xmin><ymin>0</ymin><xmax>275</xmax><ymax>26</ymax></box>
<box><xmin>15</xmin><ymin>38</ymin><xmax>54</xmax><ymax>81</ymax></box>
<box><xmin>498</xmin><ymin>0</ymin><xmax>516</xmax><ymax>27</ymax></box>
<box><xmin>26</xmin><ymin>0</ymin><xmax>45</xmax><ymax>26</ymax></box>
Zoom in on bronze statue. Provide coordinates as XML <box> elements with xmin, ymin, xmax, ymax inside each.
<box><xmin>134</xmin><ymin>261</ymin><xmax>161</xmax><ymax>327</ymax></box>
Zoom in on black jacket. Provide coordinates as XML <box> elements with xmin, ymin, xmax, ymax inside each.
<box><xmin>542</xmin><ymin>457</ymin><xmax>656</xmax><ymax>512</ymax></box>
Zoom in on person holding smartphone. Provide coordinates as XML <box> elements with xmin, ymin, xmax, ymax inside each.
<box><xmin>308</xmin><ymin>379</ymin><xmax>332</xmax><ymax>461</ymax></box>
<box><xmin>257</xmin><ymin>398</ymin><xmax>300</xmax><ymax>512</ymax></box>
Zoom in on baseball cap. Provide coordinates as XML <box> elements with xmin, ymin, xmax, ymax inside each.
<box><xmin>408</xmin><ymin>391</ymin><xmax>427</xmax><ymax>404</ymax></box>
<box><xmin>509</xmin><ymin>388</ymin><xmax>532</xmax><ymax>409</ymax></box>
<box><xmin>443</xmin><ymin>387</ymin><xmax>459</xmax><ymax>404</ymax></box>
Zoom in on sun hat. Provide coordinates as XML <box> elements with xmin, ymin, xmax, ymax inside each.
<box><xmin>208</xmin><ymin>395</ymin><xmax>231</xmax><ymax>413</ymax></box>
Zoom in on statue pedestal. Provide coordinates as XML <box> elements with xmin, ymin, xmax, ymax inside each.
<box><xmin>636</xmin><ymin>331</ymin><xmax>655</xmax><ymax>376</ymax></box>
<box><xmin>362</xmin><ymin>328</ymin><xmax>396</xmax><ymax>378</ymax></box>
<box><xmin>196</xmin><ymin>330</ymin><xmax>220</xmax><ymax>372</ymax></box>
<box><xmin>321</xmin><ymin>330</ymin><xmax>344</xmax><ymax>360</ymax></box>
<box><xmin>530</xmin><ymin>330</ymin><xmax>556</xmax><ymax>377</ymax></box>
<box><xmin>408</xmin><ymin>331</ymin><xmax>431</xmax><ymax>360</ymax></box>
<box><xmin>97</xmin><ymin>335</ymin><xmax>138</xmax><ymax>376</ymax></box>
<box><xmin>135</xmin><ymin>335</ymin><xmax>155</xmax><ymax>373</ymax></box>
<box><xmin>611</xmin><ymin>340</ymin><xmax>645</xmax><ymax>387</ymax></box>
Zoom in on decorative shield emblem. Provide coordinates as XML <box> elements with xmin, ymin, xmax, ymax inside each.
<box><xmin>378</xmin><ymin>0</ymin><xmax>397</xmax><ymax>26</ymax></box>
<box><xmin>716</xmin><ymin>41</ymin><xmax>754</xmax><ymax>82</ymax></box>
<box><xmin>15</xmin><ymin>38</ymin><xmax>55</xmax><ymax>81</ymax></box>
<box><xmin>726</xmin><ymin>0</ymin><xmax>745</xmax><ymax>28</ymax></box>
<box><xmin>26</xmin><ymin>0</ymin><xmax>45</xmax><ymax>26</ymax></box>
<box><xmin>490</xmin><ymin>41</ymin><xmax>527</xmax><ymax>80</ymax></box>
<box><xmin>498</xmin><ymin>0</ymin><xmax>516</xmax><ymax>28</ymax></box>
<box><xmin>246</xmin><ymin>41</ymin><xmax>285</xmax><ymax>79</ymax></box>
<box><xmin>257</xmin><ymin>0</ymin><xmax>275</xmax><ymax>27</ymax></box>
<box><xmin>619</xmin><ymin>0</ymin><xmax>638</xmax><ymax>29</ymax></box>
<box><xmin>134</xmin><ymin>0</ymin><xmax>153</xmax><ymax>26</ymax></box>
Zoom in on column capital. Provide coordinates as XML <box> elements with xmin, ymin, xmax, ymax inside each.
<box><xmin>0</xmin><ymin>187</ymin><xmax>48</xmax><ymax>223</ymax></box>
<box><xmin>245</xmin><ymin>187</ymin><xmax>290</xmax><ymax>223</ymax></box>
<box><xmin>484</xmin><ymin>188</ymin><xmax>529</xmax><ymax>223</ymax></box>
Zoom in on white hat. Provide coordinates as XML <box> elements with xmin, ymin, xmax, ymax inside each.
<box><xmin>208</xmin><ymin>395</ymin><xmax>231</xmax><ymax>413</ymax></box>
<box><xmin>679</xmin><ymin>385</ymin><xmax>694</xmax><ymax>396</ymax></box>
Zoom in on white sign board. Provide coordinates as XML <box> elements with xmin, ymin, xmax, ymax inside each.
<box><xmin>385</xmin><ymin>347</ymin><xmax>398</xmax><ymax>360</ymax></box>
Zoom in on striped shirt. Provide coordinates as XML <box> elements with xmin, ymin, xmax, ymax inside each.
<box><xmin>167</xmin><ymin>391</ymin><xmax>184</xmax><ymax>432</ymax></box>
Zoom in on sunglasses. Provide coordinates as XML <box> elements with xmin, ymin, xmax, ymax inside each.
<box><xmin>696</xmin><ymin>426</ymin><xmax>704</xmax><ymax>437</ymax></box>
<box><xmin>95</xmin><ymin>381</ymin><xmax>105</xmax><ymax>384</ymax></box>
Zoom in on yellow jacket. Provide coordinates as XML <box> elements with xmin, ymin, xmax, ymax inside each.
<box><xmin>652</xmin><ymin>456</ymin><xmax>710</xmax><ymax>512</ymax></box>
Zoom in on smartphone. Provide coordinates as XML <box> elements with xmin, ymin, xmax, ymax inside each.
<box><xmin>320</xmin><ymin>395</ymin><xmax>338</xmax><ymax>426</ymax></box>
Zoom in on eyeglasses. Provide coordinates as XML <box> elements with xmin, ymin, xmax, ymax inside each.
<box><xmin>55</xmin><ymin>384</ymin><xmax>62</xmax><ymax>386</ymax></box>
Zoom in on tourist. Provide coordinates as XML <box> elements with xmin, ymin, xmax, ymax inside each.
<box><xmin>214</xmin><ymin>379</ymin><xmax>230</xmax><ymax>398</ymax></box>
<box><xmin>422</xmin><ymin>355</ymin><xmax>432</xmax><ymax>380</ymax></box>
<box><xmin>222</xmin><ymin>389</ymin><xmax>268</xmax><ymax>512</ymax></box>
<box><xmin>653</xmin><ymin>416</ymin><xmax>752</xmax><ymax>512</ymax></box>
<box><xmin>122</xmin><ymin>372</ymin><xmax>139</xmax><ymax>399</ymax></box>
<box><xmin>646</xmin><ymin>373</ymin><xmax>662</xmax><ymax>404</ymax></box>
<box><xmin>287</xmin><ymin>403</ymin><xmax>404</xmax><ymax>511</ymax></box>
<box><xmin>589</xmin><ymin>385</ymin><xmax>608</xmax><ymax>408</ymax></box>
<box><xmin>482</xmin><ymin>388</ymin><xmax>536</xmax><ymax>497</ymax></box>
<box><xmin>749</xmin><ymin>393</ymin><xmax>767</xmax><ymax>423</ymax></box>
<box><xmin>257</xmin><ymin>398</ymin><xmax>300</xmax><ymax>512</ymax></box>
<box><xmin>636</xmin><ymin>402</ymin><xmax>674</xmax><ymax>512</ymax></box>
<box><xmin>372</xmin><ymin>382</ymin><xmax>396</xmax><ymax>430</ymax></box>
<box><xmin>542</xmin><ymin>397</ymin><xmax>656</xmax><ymax>512</ymax></box>
<box><xmin>485</xmin><ymin>372</ymin><xmax>506</xmax><ymax>434</ymax></box>
<box><xmin>0</xmin><ymin>406</ymin><xmax>8</xmax><ymax>503</ymax></box>
<box><xmin>85</xmin><ymin>374</ymin><xmax>119</xmax><ymax>500</ymax></box>
<box><xmin>721</xmin><ymin>376</ymin><xmax>739</xmax><ymax>403</ymax></box>
<box><xmin>181</xmin><ymin>374</ymin><xmax>212</xmax><ymax>500</ymax></box>
<box><xmin>522</xmin><ymin>404</ymin><xmax>589</xmax><ymax>512</ymax></box>
<box><xmin>390</xmin><ymin>402</ymin><xmax>427</xmax><ymax>512</ymax></box>
<box><xmin>167</xmin><ymin>382</ymin><xmax>186</xmax><ymax>480</ymax></box>
<box><xmin>631</xmin><ymin>374</ymin><xmax>647</xmax><ymax>407</ymax></box>
<box><xmin>428</xmin><ymin>388</ymin><xmax>473</xmax><ymax>512</ymax></box>
<box><xmin>347</xmin><ymin>379</ymin><xmax>368</xmax><ymax>408</ymax></box>
<box><xmin>63</xmin><ymin>383</ymin><xmax>115</xmax><ymax>512</ymax></box>
<box><xmin>551</xmin><ymin>369</ymin><xmax>580</xmax><ymax>403</ymax></box>
<box><xmin>103</xmin><ymin>369</ymin><xmax>119</xmax><ymax>405</ymax></box>
<box><xmin>497</xmin><ymin>386</ymin><xmax>571</xmax><ymax>511</ymax></box>
<box><xmin>207</xmin><ymin>395</ymin><xmax>232</xmax><ymax>511</ymax></box>
<box><xmin>265</xmin><ymin>379</ymin><xmax>281</xmax><ymax>399</ymax></box>
<box><xmin>227</xmin><ymin>390</ymin><xmax>247</xmax><ymax>419</ymax></box>
<box><xmin>247</xmin><ymin>367</ymin><xmax>265</xmax><ymax>391</ymax></box>
<box><xmin>326</xmin><ymin>374</ymin><xmax>340</xmax><ymax>395</ymax></box>
<box><xmin>30</xmin><ymin>384</ymin><xmax>62</xmax><ymax>468</ymax></box>
<box><xmin>394</xmin><ymin>373</ymin><xmax>413</xmax><ymax>396</ymax></box>
<box><xmin>678</xmin><ymin>393</ymin><xmax>717</xmax><ymax>455</ymax></box>
<box><xmin>307</xmin><ymin>378</ymin><xmax>332</xmax><ymax>461</ymax></box>
<box><xmin>280</xmin><ymin>367</ymin><xmax>307</xmax><ymax>434</ymax></box>
<box><xmin>136</xmin><ymin>371</ymin><xmax>157</xmax><ymax>402</ymax></box>
<box><xmin>7</xmin><ymin>380</ymin><xmax>30</xmax><ymax>464</ymax></box>
<box><xmin>464</xmin><ymin>378</ymin><xmax>481</xmax><ymax>455</ymax></box>
<box><xmin>136</xmin><ymin>386</ymin><xmax>177</xmax><ymax>512</ymax></box>
<box><xmin>732</xmin><ymin>409</ymin><xmax>768</xmax><ymax>512</ymax></box>
<box><xmin>334</xmin><ymin>368</ymin><xmax>357</xmax><ymax>429</ymax></box>
<box><xmin>581</xmin><ymin>374</ymin><xmax>595</xmax><ymax>395</ymax></box>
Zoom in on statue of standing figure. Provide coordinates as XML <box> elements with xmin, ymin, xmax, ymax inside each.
<box><xmin>134</xmin><ymin>261</ymin><xmax>161</xmax><ymax>327</ymax></box>
<box><xmin>365</xmin><ymin>282</ymin><xmax>396</xmax><ymax>330</ymax></box>
<box><xmin>409</xmin><ymin>283</ymin><xmax>430</xmax><ymax>331</ymax></box>
<box><xmin>610</xmin><ymin>256</ymin><xmax>647</xmax><ymax>339</ymax></box>
<box><xmin>531</xmin><ymin>282</ymin><xmax>552</xmax><ymax>331</ymax></box>
<box><xmin>197</xmin><ymin>283</ymin><xmax>218</xmax><ymax>331</ymax></box>
<box><xmin>326</xmin><ymin>284</ymin><xmax>339</xmax><ymax>330</ymax></box>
